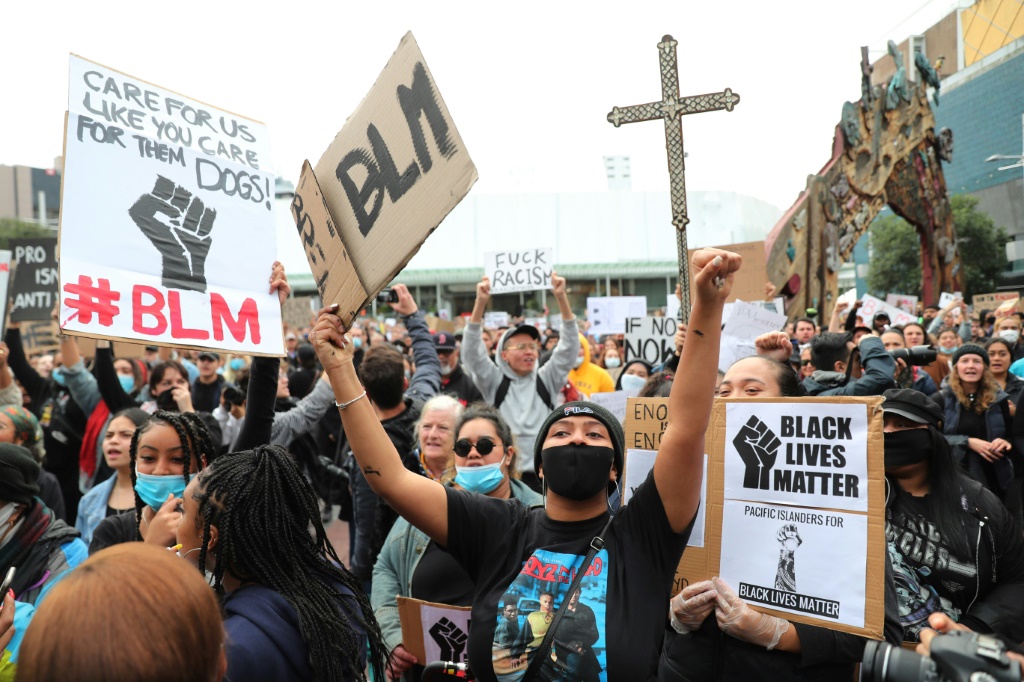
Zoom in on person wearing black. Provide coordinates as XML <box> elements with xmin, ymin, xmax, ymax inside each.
<box><xmin>436</xmin><ymin>332</ymin><xmax>483</xmax><ymax>406</ymax></box>
<box><xmin>287</xmin><ymin>344</ymin><xmax>320</xmax><ymax>399</ymax></box>
<box><xmin>314</xmin><ymin>248</ymin><xmax>739</xmax><ymax>681</ymax></box>
<box><xmin>191</xmin><ymin>351</ymin><xmax>230</xmax><ymax>413</ymax></box>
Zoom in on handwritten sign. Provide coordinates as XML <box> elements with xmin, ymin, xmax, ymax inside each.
<box><xmin>483</xmin><ymin>311</ymin><xmax>510</xmax><ymax>328</ymax></box>
<box><xmin>885</xmin><ymin>293</ymin><xmax>918</xmax><ymax>315</ymax></box>
<box><xmin>59</xmin><ymin>55</ymin><xmax>283</xmax><ymax>355</ymax></box>
<box><xmin>624</xmin><ymin>316</ymin><xmax>678</xmax><ymax>365</ymax></box>
<box><xmin>718</xmin><ymin>301</ymin><xmax>787</xmax><ymax>372</ymax></box>
<box><xmin>590</xmin><ymin>387</ymin><xmax>639</xmax><ymax>425</ymax></box>
<box><xmin>9</xmin><ymin>238</ymin><xmax>58</xmax><ymax>322</ymax></box>
<box><xmin>298</xmin><ymin>32</ymin><xmax>477</xmax><ymax>328</ymax></box>
<box><xmin>0</xmin><ymin>251</ymin><xmax>12</xmax><ymax>334</ymax></box>
<box><xmin>857</xmin><ymin>295</ymin><xmax>916</xmax><ymax>327</ymax></box>
<box><xmin>587</xmin><ymin>296</ymin><xmax>647</xmax><ymax>337</ymax></box>
<box><xmin>485</xmin><ymin>248</ymin><xmax>552</xmax><ymax>294</ymax></box>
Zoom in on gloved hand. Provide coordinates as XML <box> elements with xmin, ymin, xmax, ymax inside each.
<box><xmin>669</xmin><ymin>580</ymin><xmax>718</xmax><ymax>633</ymax></box>
<box><xmin>712</xmin><ymin>577</ymin><xmax>790</xmax><ymax>650</ymax></box>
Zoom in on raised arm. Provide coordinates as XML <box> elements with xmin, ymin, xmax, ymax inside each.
<box><xmin>656</xmin><ymin>249</ymin><xmax>741</xmax><ymax>532</ymax></box>
<box><xmin>392</xmin><ymin>284</ymin><xmax>441</xmax><ymax>404</ymax></box>
<box><xmin>93</xmin><ymin>341</ymin><xmax>139</xmax><ymax>412</ymax></box>
<box><xmin>4</xmin><ymin>326</ymin><xmax>45</xmax><ymax>403</ymax></box>
<box><xmin>310</xmin><ymin>305</ymin><xmax>448</xmax><ymax>545</ymax></box>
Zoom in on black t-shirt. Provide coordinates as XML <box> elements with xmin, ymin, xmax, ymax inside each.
<box><xmin>445</xmin><ymin>471</ymin><xmax>690</xmax><ymax>681</ymax></box>
<box><xmin>89</xmin><ymin>510</ymin><xmax>138</xmax><ymax>554</ymax></box>
<box><xmin>192</xmin><ymin>375</ymin><xmax>226</xmax><ymax>413</ymax></box>
<box><xmin>886</xmin><ymin>496</ymin><xmax>978</xmax><ymax>640</ymax></box>
<box><xmin>412</xmin><ymin>541</ymin><xmax>474</xmax><ymax>607</ymax></box>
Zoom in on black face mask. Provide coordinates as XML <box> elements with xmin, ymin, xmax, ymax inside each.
<box><xmin>540</xmin><ymin>444</ymin><xmax>614</xmax><ymax>501</ymax></box>
<box><xmin>884</xmin><ymin>428</ymin><xmax>932</xmax><ymax>468</ymax></box>
<box><xmin>156</xmin><ymin>390</ymin><xmax>179</xmax><ymax>413</ymax></box>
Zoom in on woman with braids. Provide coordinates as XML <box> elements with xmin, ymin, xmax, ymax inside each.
<box><xmin>175</xmin><ymin>444</ymin><xmax>388</xmax><ymax>682</ymax></box>
<box><xmin>310</xmin><ymin>249</ymin><xmax>739</xmax><ymax>681</ymax></box>
<box><xmin>87</xmin><ymin>410</ymin><xmax>218</xmax><ymax>553</ymax></box>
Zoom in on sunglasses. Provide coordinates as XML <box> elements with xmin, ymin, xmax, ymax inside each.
<box><xmin>454</xmin><ymin>437</ymin><xmax>497</xmax><ymax>457</ymax></box>
<box><xmin>801</xmin><ymin>359</ymin><xmax>813</xmax><ymax>366</ymax></box>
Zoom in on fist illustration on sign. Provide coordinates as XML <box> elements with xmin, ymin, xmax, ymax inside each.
<box><xmin>733</xmin><ymin>415</ymin><xmax>780</xmax><ymax>490</ymax></box>
<box><xmin>775</xmin><ymin>523</ymin><xmax>802</xmax><ymax>593</ymax></box>
<box><xmin>428</xmin><ymin>617</ymin><xmax>468</xmax><ymax>662</ymax></box>
<box><xmin>129</xmin><ymin>176</ymin><xmax>217</xmax><ymax>293</ymax></box>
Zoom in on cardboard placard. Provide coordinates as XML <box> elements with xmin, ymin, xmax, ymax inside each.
<box><xmin>857</xmin><ymin>295</ymin><xmax>917</xmax><ymax>328</ymax></box>
<box><xmin>624</xmin><ymin>316</ymin><xmax>678</xmax><ymax>365</ymax></box>
<box><xmin>397</xmin><ymin>596</ymin><xmax>472</xmax><ymax>665</ymax></box>
<box><xmin>589</xmin><ymin>387</ymin><xmax>639</xmax><ymax>425</ymax></box>
<box><xmin>10</xmin><ymin>238</ymin><xmax>58</xmax><ymax>322</ymax></box>
<box><xmin>0</xmin><ymin>252</ymin><xmax>11</xmax><ymax>336</ymax></box>
<box><xmin>972</xmin><ymin>291</ymin><xmax>1019</xmax><ymax>313</ymax></box>
<box><xmin>586</xmin><ymin>296</ymin><xmax>647</xmax><ymax>337</ymax></box>
<box><xmin>58</xmin><ymin>55</ymin><xmax>284</xmax><ymax>356</ymax></box>
<box><xmin>304</xmin><ymin>32</ymin><xmax>477</xmax><ymax>326</ymax></box>
<box><xmin>281</xmin><ymin>295</ymin><xmax>318</xmax><ymax>331</ymax></box>
<box><xmin>885</xmin><ymin>294</ymin><xmax>918</xmax><ymax>315</ymax></box>
<box><xmin>19</xmin><ymin>320</ymin><xmax>62</xmax><ymax>355</ymax></box>
<box><xmin>689</xmin><ymin>241</ymin><xmax>767</xmax><ymax>304</ymax></box>
<box><xmin>74</xmin><ymin>336</ymin><xmax>149</xmax><ymax>359</ymax></box>
<box><xmin>624</xmin><ymin>396</ymin><xmax>885</xmax><ymax>640</ymax></box>
<box><xmin>484</xmin><ymin>248</ymin><xmax>553</xmax><ymax>294</ymax></box>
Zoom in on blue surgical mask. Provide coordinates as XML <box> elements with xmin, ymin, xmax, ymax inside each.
<box><xmin>353</xmin><ymin>337</ymin><xmax>364</xmax><ymax>350</ymax></box>
<box><xmin>51</xmin><ymin>367</ymin><xmax>66</xmax><ymax>387</ymax></box>
<box><xmin>404</xmin><ymin>370</ymin><xmax>412</xmax><ymax>380</ymax></box>
<box><xmin>620</xmin><ymin>373</ymin><xmax>647</xmax><ymax>392</ymax></box>
<box><xmin>134</xmin><ymin>471</ymin><xmax>188</xmax><ymax>509</ymax></box>
<box><xmin>118</xmin><ymin>374</ymin><xmax>135</xmax><ymax>393</ymax></box>
<box><xmin>938</xmin><ymin>344</ymin><xmax>957</xmax><ymax>355</ymax></box>
<box><xmin>605</xmin><ymin>357</ymin><xmax>621</xmax><ymax>369</ymax></box>
<box><xmin>229</xmin><ymin>358</ymin><xmax>245</xmax><ymax>371</ymax></box>
<box><xmin>455</xmin><ymin>461</ymin><xmax>504</xmax><ymax>495</ymax></box>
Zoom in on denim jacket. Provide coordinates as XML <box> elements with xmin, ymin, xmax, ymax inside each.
<box><xmin>371</xmin><ymin>479</ymin><xmax>542</xmax><ymax>652</ymax></box>
<box><xmin>74</xmin><ymin>474</ymin><xmax>116</xmax><ymax>545</ymax></box>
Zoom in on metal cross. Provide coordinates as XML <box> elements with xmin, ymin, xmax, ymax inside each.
<box><xmin>607</xmin><ymin>35</ymin><xmax>740</xmax><ymax>323</ymax></box>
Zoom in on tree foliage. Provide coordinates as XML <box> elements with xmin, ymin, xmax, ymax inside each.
<box><xmin>866</xmin><ymin>195</ymin><xmax>1008</xmax><ymax>301</ymax></box>
<box><xmin>0</xmin><ymin>219</ymin><xmax>52</xmax><ymax>250</ymax></box>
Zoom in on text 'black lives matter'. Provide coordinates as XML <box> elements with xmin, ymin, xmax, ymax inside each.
<box><xmin>336</xmin><ymin>62</ymin><xmax>457</xmax><ymax>237</ymax></box>
<box><xmin>738</xmin><ymin>583</ymin><xmax>840</xmax><ymax>619</ymax></box>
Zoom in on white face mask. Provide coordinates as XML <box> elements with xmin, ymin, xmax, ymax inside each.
<box><xmin>619</xmin><ymin>373</ymin><xmax>647</xmax><ymax>392</ymax></box>
<box><xmin>440</xmin><ymin>364</ymin><xmax>453</xmax><ymax>376</ymax></box>
<box><xmin>605</xmin><ymin>357</ymin><xmax>621</xmax><ymax>369</ymax></box>
<box><xmin>573</xmin><ymin>356</ymin><xmax>584</xmax><ymax>369</ymax></box>
<box><xmin>999</xmin><ymin>329</ymin><xmax>1020</xmax><ymax>344</ymax></box>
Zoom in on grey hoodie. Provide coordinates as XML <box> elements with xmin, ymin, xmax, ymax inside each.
<box><xmin>461</xmin><ymin>318</ymin><xmax>579</xmax><ymax>473</ymax></box>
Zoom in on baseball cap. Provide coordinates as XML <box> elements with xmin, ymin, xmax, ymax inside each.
<box><xmin>197</xmin><ymin>351</ymin><xmax>220</xmax><ymax>361</ymax></box>
<box><xmin>502</xmin><ymin>324</ymin><xmax>541</xmax><ymax>348</ymax></box>
<box><xmin>435</xmin><ymin>332</ymin><xmax>457</xmax><ymax>351</ymax></box>
<box><xmin>882</xmin><ymin>389</ymin><xmax>942</xmax><ymax>429</ymax></box>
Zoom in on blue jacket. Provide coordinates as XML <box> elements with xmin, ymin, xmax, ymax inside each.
<box><xmin>802</xmin><ymin>336</ymin><xmax>896</xmax><ymax>397</ymax></box>
<box><xmin>74</xmin><ymin>475</ymin><xmax>116</xmax><ymax>545</ymax></box>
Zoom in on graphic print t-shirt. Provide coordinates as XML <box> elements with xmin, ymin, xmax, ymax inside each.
<box><xmin>445</xmin><ymin>471</ymin><xmax>691</xmax><ymax>682</ymax></box>
<box><xmin>885</xmin><ymin>496</ymin><xmax>977</xmax><ymax>640</ymax></box>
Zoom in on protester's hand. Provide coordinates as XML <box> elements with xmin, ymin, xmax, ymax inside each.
<box><xmin>0</xmin><ymin>588</ymin><xmax>15</xmax><ymax>652</ymax></box>
<box><xmin>968</xmin><ymin>437</ymin><xmax>1004</xmax><ymax>462</ymax></box>
<box><xmin>991</xmin><ymin>438</ymin><xmax>1013</xmax><ymax>456</ymax></box>
<box><xmin>754</xmin><ymin>332</ymin><xmax>792</xmax><ymax>362</ymax></box>
<box><xmin>692</xmin><ymin>249</ymin><xmax>742</xmax><ymax>305</ymax></box>
<box><xmin>831</xmin><ymin>301</ymin><xmax>849</xmax><ymax>319</ymax></box>
<box><xmin>673</xmin><ymin>323</ymin><xmax>687</xmax><ymax>356</ymax></box>
<box><xmin>894</xmin><ymin>357</ymin><xmax>907</xmax><ymax>380</ymax></box>
<box><xmin>764</xmin><ymin>281</ymin><xmax>777</xmax><ymax>300</ymax></box>
<box><xmin>269</xmin><ymin>261</ymin><xmax>290</xmax><ymax>306</ymax></box>
<box><xmin>670</xmin><ymin>580</ymin><xmax>718</xmax><ymax>632</ymax></box>
<box><xmin>171</xmin><ymin>385</ymin><xmax>194</xmax><ymax>414</ymax></box>
<box><xmin>390</xmin><ymin>284</ymin><xmax>418</xmax><ymax>317</ymax></box>
<box><xmin>915</xmin><ymin>613</ymin><xmax>972</xmax><ymax>657</ymax></box>
<box><xmin>0</xmin><ymin>343</ymin><xmax>9</xmax><ymax>371</ymax></box>
<box><xmin>550</xmin><ymin>271</ymin><xmax>568</xmax><ymax>299</ymax></box>
<box><xmin>129</xmin><ymin>176</ymin><xmax>216</xmax><ymax>293</ymax></box>
<box><xmin>385</xmin><ymin>644</ymin><xmax>418</xmax><ymax>680</ymax></box>
<box><xmin>713</xmin><ymin>577</ymin><xmax>790</xmax><ymax>649</ymax></box>
<box><xmin>310</xmin><ymin>305</ymin><xmax>353</xmax><ymax>372</ymax></box>
<box><xmin>143</xmin><ymin>494</ymin><xmax>182</xmax><ymax>547</ymax></box>
<box><xmin>475</xmin><ymin>277</ymin><xmax>492</xmax><ymax>306</ymax></box>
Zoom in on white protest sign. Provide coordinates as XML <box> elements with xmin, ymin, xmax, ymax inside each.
<box><xmin>666</xmin><ymin>294</ymin><xmax>681</xmax><ymax>319</ymax></box>
<box><xmin>590</xmin><ymin>387</ymin><xmax>639</xmax><ymax>425</ymax></box>
<box><xmin>523</xmin><ymin>317</ymin><xmax>548</xmax><ymax>333</ymax></box>
<box><xmin>484</xmin><ymin>248</ymin><xmax>552</xmax><ymax>294</ymax></box>
<box><xmin>857</xmin><ymin>295</ymin><xmax>917</xmax><ymax>328</ymax></box>
<box><xmin>718</xmin><ymin>301</ymin><xmax>788</xmax><ymax>373</ymax></box>
<box><xmin>836</xmin><ymin>287</ymin><xmax>858</xmax><ymax>308</ymax></box>
<box><xmin>397</xmin><ymin>596</ymin><xmax>472</xmax><ymax>665</ymax></box>
<box><xmin>483</xmin><ymin>311</ymin><xmax>510</xmax><ymax>328</ymax></box>
<box><xmin>623</xmin><ymin>450</ymin><xmax>706</xmax><ymax>548</ymax></box>
<box><xmin>587</xmin><ymin>296</ymin><xmax>647</xmax><ymax>337</ymax></box>
<box><xmin>939</xmin><ymin>291</ymin><xmax>964</xmax><ymax>323</ymax></box>
<box><xmin>885</xmin><ymin>293</ymin><xmax>918</xmax><ymax>314</ymax></box>
<box><xmin>0</xmin><ymin>251</ymin><xmax>12</xmax><ymax>332</ymax></box>
<box><xmin>723</xmin><ymin>402</ymin><xmax>869</xmax><ymax>512</ymax></box>
<box><xmin>719</xmin><ymin>500</ymin><xmax>867</xmax><ymax>628</ymax></box>
<box><xmin>624</xmin><ymin>316</ymin><xmax>678</xmax><ymax>365</ymax></box>
<box><xmin>59</xmin><ymin>55</ymin><xmax>283</xmax><ymax>355</ymax></box>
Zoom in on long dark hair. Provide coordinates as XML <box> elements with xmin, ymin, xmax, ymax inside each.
<box><xmin>886</xmin><ymin>427</ymin><xmax>976</xmax><ymax>559</ymax></box>
<box><xmin>192</xmin><ymin>445</ymin><xmax>387</xmax><ymax>682</ymax></box>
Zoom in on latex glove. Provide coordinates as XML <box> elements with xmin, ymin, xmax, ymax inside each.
<box><xmin>712</xmin><ymin>577</ymin><xmax>790</xmax><ymax>650</ymax></box>
<box><xmin>669</xmin><ymin>580</ymin><xmax>718</xmax><ymax>633</ymax></box>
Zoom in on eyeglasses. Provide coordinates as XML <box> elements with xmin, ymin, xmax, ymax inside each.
<box><xmin>505</xmin><ymin>343</ymin><xmax>540</xmax><ymax>352</ymax></box>
<box><xmin>454</xmin><ymin>437</ymin><xmax>497</xmax><ymax>457</ymax></box>
<box><xmin>801</xmin><ymin>359</ymin><xmax>813</xmax><ymax>366</ymax></box>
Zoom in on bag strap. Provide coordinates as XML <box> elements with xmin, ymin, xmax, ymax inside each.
<box><xmin>493</xmin><ymin>375</ymin><xmax>512</xmax><ymax>409</ymax></box>
<box><xmin>535</xmin><ymin>377</ymin><xmax>553</xmax><ymax>411</ymax></box>
<box><xmin>522</xmin><ymin>517</ymin><xmax>613</xmax><ymax>681</ymax></box>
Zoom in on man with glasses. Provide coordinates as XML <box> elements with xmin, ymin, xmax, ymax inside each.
<box><xmin>462</xmin><ymin>273</ymin><xmax>579</xmax><ymax>492</ymax></box>
<box><xmin>436</xmin><ymin>332</ymin><xmax>483</xmax><ymax>406</ymax></box>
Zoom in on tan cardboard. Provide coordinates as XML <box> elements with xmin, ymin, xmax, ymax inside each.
<box><xmin>689</xmin><ymin>241</ymin><xmax>768</xmax><ymax>304</ymax></box>
<box><xmin>310</xmin><ymin>31</ymin><xmax>477</xmax><ymax>305</ymax></box>
<box><xmin>972</xmin><ymin>291</ymin><xmax>1019</xmax><ymax>313</ymax></box>
<box><xmin>396</xmin><ymin>595</ymin><xmax>471</xmax><ymax>663</ymax></box>
<box><xmin>624</xmin><ymin>395</ymin><xmax>885</xmax><ymax>640</ymax></box>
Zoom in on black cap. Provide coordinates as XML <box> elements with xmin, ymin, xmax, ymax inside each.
<box><xmin>0</xmin><ymin>443</ymin><xmax>40</xmax><ymax>505</ymax></box>
<box><xmin>952</xmin><ymin>344</ymin><xmax>989</xmax><ymax>367</ymax></box>
<box><xmin>145</xmin><ymin>346</ymin><xmax>159</xmax><ymax>353</ymax></box>
<box><xmin>502</xmin><ymin>324</ymin><xmax>541</xmax><ymax>348</ymax></box>
<box><xmin>197</xmin><ymin>351</ymin><xmax>220</xmax><ymax>361</ymax></box>
<box><xmin>435</xmin><ymin>332</ymin><xmax>457</xmax><ymax>351</ymax></box>
<box><xmin>873</xmin><ymin>312</ymin><xmax>890</xmax><ymax>322</ymax></box>
<box><xmin>882</xmin><ymin>388</ymin><xmax>943</xmax><ymax>429</ymax></box>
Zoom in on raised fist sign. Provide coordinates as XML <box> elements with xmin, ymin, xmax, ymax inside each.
<box><xmin>428</xmin><ymin>617</ymin><xmax>468</xmax><ymax>662</ymax></box>
<box><xmin>129</xmin><ymin>176</ymin><xmax>217</xmax><ymax>293</ymax></box>
<box><xmin>733</xmin><ymin>415</ymin><xmax>781</xmax><ymax>490</ymax></box>
<box><xmin>775</xmin><ymin>523</ymin><xmax>803</xmax><ymax>593</ymax></box>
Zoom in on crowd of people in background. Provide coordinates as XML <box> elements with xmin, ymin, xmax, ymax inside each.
<box><xmin>3</xmin><ymin>252</ymin><xmax>1024</xmax><ymax>681</ymax></box>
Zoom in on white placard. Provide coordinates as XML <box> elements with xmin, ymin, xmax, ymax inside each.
<box><xmin>938</xmin><ymin>291</ymin><xmax>964</xmax><ymax>323</ymax></box>
<box><xmin>836</xmin><ymin>287</ymin><xmax>858</xmax><ymax>308</ymax></box>
<box><xmin>590</xmin><ymin>387</ymin><xmax>639</xmax><ymax>425</ymax></box>
<box><xmin>885</xmin><ymin>294</ymin><xmax>919</xmax><ymax>314</ymax></box>
<box><xmin>483</xmin><ymin>311</ymin><xmax>510</xmax><ymax>328</ymax></box>
<box><xmin>59</xmin><ymin>56</ymin><xmax>282</xmax><ymax>355</ymax></box>
<box><xmin>719</xmin><ymin>499</ymin><xmax>867</xmax><ymax>628</ymax></box>
<box><xmin>718</xmin><ymin>301</ymin><xmax>788</xmax><ymax>373</ymax></box>
<box><xmin>723</xmin><ymin>402</ymin><xmax>869</xmax><ymax>512</ymax></box>
<box><xmin>624</xmin><ymin>316</ymin><xmax>678</xmax><ymax>365</ymax></box>
<box><xmin>0</xmin><ymin>251</ymin><xmax>12</xmax><ymax>331</ymax></box>
<box><xmin>419</xmin><ymin>603</ymin><xmax>472</xmax><ymax>665</ymax></box>
<box><xmin>523</xmin><ymin>316</ymin><xmax>547</xmax><ymax>333</ymax></box>
<box><xmin>666</xmin><ymin>294</ymin><xmax>681</xmax><ymax>320</ymax></box>
<box><xmin>587</xmin><ymin>296</ymin><xmax>647</xmax><ymax>337</ymax></box>
<box><xmin>623</xmin><ymin>450</ymin><xmax>706</xmax><ymax>548</ymax></box>
<box><xmin>857</xmin><ymin>295</ymin><xmax>917</xmax><ymax>328</ymax></box>
<box><xmin>484</xmin><ymin>248</ymin><xmax>553</xmax><ymax>294</ymax></box>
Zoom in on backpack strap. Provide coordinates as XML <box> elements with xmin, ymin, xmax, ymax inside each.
<box><xmin>535</xmin><ymin>377</ymin><xmax>553</xmax><ymax>411</ymax></box>
<box><xmin>493</xmin><ymin>375</ymin><xmax>512</xmax><ymax>409</ymax></box>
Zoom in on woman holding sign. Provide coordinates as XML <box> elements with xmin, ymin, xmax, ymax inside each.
<box><xmin>310</xmin><ymin>248</ymin><xmax>740</xmax><ymax>681</ymax></box>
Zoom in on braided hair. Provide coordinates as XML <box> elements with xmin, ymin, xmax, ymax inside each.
<box><xmin>128</xmin><ymin>410</ymin><xmax>216</xmax><ymax>538</ymax></box>
<box><xmin>192</xmin><ymin>445</ymin><xmax>386</xmax><ymax>682</ymax></box>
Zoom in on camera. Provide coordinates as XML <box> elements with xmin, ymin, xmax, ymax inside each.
<box><xmin>888</xmin><ymin>345</ymin><xmax>938</xmax><ymax>367</ymax></box>
<box><xmin>861</xmin><ymin>631</ymin><xmax>1020</xmax><ymax>682</ymax></box>
<box><xmin>377</xmin><ymin>287</ymin><xmax>399</xmax><ymax>305</ymax></box>
<box><xmin>222</xmin><ymin>385</ymin><xmax>246</xmax><ymax>407</ymax></box>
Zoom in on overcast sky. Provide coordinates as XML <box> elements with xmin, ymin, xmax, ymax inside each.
<box><xmin>5</xmin><ymin>0</ymin><xmax>962</xmax><ymax>213</ymax></box>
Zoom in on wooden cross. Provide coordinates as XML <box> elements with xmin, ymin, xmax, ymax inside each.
<box><xmin>607</xmin><ymin>35</ymin><xmax>740</xmax><ymax>323</ymax></box>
